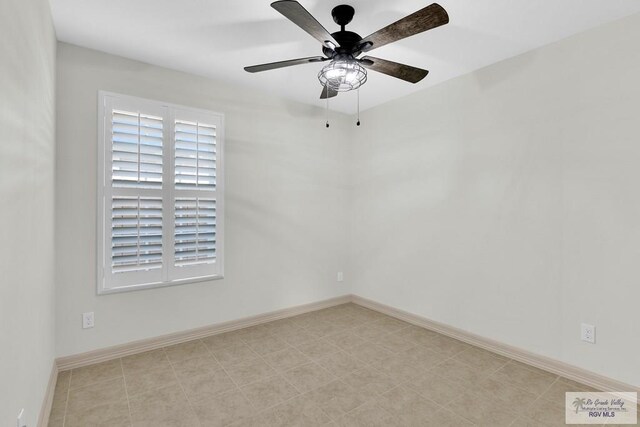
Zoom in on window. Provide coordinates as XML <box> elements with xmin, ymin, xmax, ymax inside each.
<box><xmin>97</xmin><ymin>92</ymin><xmax>224</xmax><ymax>294</ymax></box>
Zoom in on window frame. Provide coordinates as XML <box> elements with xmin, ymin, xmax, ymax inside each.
<box><xmin>97</xmin><ymin>91</ymin><xmax>225</xmax><ymax>295</ymax></box>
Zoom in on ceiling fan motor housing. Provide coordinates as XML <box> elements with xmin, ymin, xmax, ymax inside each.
<box><xmin>332</xmin><ymin>5</ymin><xmax>355</xmax><ymax>27</ymax></box>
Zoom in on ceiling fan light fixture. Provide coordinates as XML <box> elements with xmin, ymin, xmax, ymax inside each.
<box><xmin>318</xmin><ymin>59</ymin><xmax>367</xmax><ymax>92</ymax></box>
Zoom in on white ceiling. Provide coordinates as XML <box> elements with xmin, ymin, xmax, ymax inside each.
<box><xmin>50</xmin><ymin>0</ymin><xmax>640</xmax><ymax>114</ymax></box>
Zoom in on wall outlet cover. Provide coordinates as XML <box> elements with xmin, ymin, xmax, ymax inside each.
<box><xmin>82</xmin><ymin>312</ymin><xmax>95</xmax><ymax>329</ymax></box>
<box><xmin>581</xmin><ymin>323</ymin><xmax>595</xmax><ymax>344</ymax></box>
<box><xmin>337</xmin><ymin>271</ymin><xmax>344</xmax><ymax>282</ymax></box>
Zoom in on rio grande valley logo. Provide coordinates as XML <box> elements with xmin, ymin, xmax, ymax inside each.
<box><xmin>566</xmin><ymin>392</ymin><xmax>637</xmax><ymax>424</ymax></box>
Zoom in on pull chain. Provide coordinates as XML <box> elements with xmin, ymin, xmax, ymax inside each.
<box><xmin>325</xmin><ymin>87</ymin><xmax>330</xmax><ymax>128</ymax></box>
<box><xmin>356</xmin><ymin>88</ymin><xmax>361</xmax><ymax>126</ymax></box>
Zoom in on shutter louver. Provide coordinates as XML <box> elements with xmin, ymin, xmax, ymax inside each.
<box><xmin>174</xmin><ymin>198</ymin><xmax>216</xmax><ymax>266</ymax></box>
<box><xmin>174</xmin><ymin>120</ymin><xmax>216</xmax><ymax>189</ymax></box>
<box><xmin>112</xmin><ymin>110</ymin><xmax>163</xmax><ymax>188</ymax></box>
<box><xmin>111</xmin><ymin>196</ymin><xmax>163</xmax><ymax>273</ymax></box>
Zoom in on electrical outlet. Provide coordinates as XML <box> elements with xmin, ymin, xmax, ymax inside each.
<box><xmin>17</xmin><ymin>408</ymin><xmax>26</xmax><ymax>427</ymax></box>
<box><xmin>581</xmin><ymin>323</ymin><xmax>595</xmax><ymax>344</ymax></box>
<box><xmin>337</xmin><ymin>271</ymin><xmax>344</xmax><ymax>282</ymax></box>
<box><xmin>82</xmin><ymin>312</ymin><xmax>95</xmax><ymax>329</ymax></box>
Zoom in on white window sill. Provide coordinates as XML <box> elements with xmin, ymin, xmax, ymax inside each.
<box><xmin>97</xmin><ymin>274</ymin><xmax>224</xmax><ymax>295</ymax></box>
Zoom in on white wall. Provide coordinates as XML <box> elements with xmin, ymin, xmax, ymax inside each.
<box><xmin>55</xmin><ymin>43</ymin><xmax>351</xmax><ymax>357</ymax></box>
<box><xmin>0</xmin><ymin>0</ymin><xmax>57</xmax><ymax>425</ymax></box>
<box><xmin>351</xmin><ymin>13</ymin><xmax>640</xmax><ymax>387</ymax></box>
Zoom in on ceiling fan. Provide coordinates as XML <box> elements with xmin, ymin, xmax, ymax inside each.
<box><xmin>244</xmin><ymin>1</ymin><xmax>450</xmax><ymax>100</ymax></box>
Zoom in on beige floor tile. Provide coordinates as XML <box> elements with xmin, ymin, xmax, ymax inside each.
<box><xmin>66</xmin><ymin>377</ymin><xmax>127</xmax><ymax>413</ymax></box>
<box><xmin>261</xmin><ymin>318</ymin><xmax>301</xmax><ymax>336</ymax></box>
<box><xmin>128</xmin><ymin>383</ymin><xmax>191</xmax><ymax>424</ymax></box>
<box><xmin>432</xmin><ymin>358</ymin><xmax>494</xmax><ymax>386</ymax></box>
<box><xmin>336</xmin><ymin>400</ymin><xmax>400</xmax><ymax>427</ymax></box>
<box><xmin>193</xmin><ymin>389</ymin><xmax>255</xmax><ymax>427</ymax></box>
<box><xmin>342</xmin><ymin>366</ymin><xmax>401</xmax><ymax>396</ymax></box>
<box><xmin>423</xmin><ymin>334</ymin><xmax>470</xmax><ymax>357</ymax></box>
<box><xmin>308</xmin><ymin>380</ymin><xmax>372</xmax><ymax>420</ymax></box>
<box><xmin>47</xmin><ymin>415</ymin><xmax>65</xmax><ymax>427</ymax></box>
<box><xmin>171</xmin><ymin>354</ymin><xmax>222</xmax><ymax>381</ymax></box>
<box><xmin>473</xmin><ymin>376</ymin><xmax>539</xmax><ymax>409</ymax></box>
<box><xmin>270</xmin><ymin>394</ymin><xmax>332</xmax><ymax>426</ymax></box>
<box><xmin>48</xmin><ymin>397</ymin><xmax>67</xmax><ymax>424</ymax></box>
<box><xmin>346</xmin><ymin>341</ymin><xmax>394</xmax><ymax>365</ymax></box>
<box><xmin>64</xmin><ymin>401</ymin><xmax>131</xmax><ymax>427</ymax></box>
<box><xmin>46</xmin><ymin>306</ymin><xmax>604</xmax><ymax>427</ymax></box>
<box><xmin>282</xmin><ymin>362</ymin><xmax>335</xmax><ymax>393</ymax></box>
<box><xmin>372</xmin><ymin>317</ymin><xmax>411</xmax><ymax>335</ymax></box>
<box><xmin>402</xmin><ymin>345</ymin><xmax>449</xmax><ymax>370</ymax></box>
<box><xmin>225</xmin><ymin>357</ymin><xmax>276</xmax><ymax>386</ymax></box>
<box><xmin>121</xmin><ymin>349</ymin><xmax>171</xmax><ymax>376</ymax></box>
<box><xmin>396</xmin><ymin>326</ymin><xmax>440</xmax><ymax>347</ymax></box>
<box><xmin>448</xmin><ymin>391</ymin><xmax>518</xmax><ymax>426</ymax></box>
<box><xmin>262</xmin><ymin>347</ymin><xmax>312</xmax><ymax>373</ymax></box>
<box><xmin>303</xmin><ymin>320</ymin><xmax>344</xmax><ymax>337</ymax></box>
<box><xmin>202</xmin><ymin>330</ymin><xmax>245</xmax><ymax>351</ymax></box>
<box><xmin>405</xmin><ymin>371</ymin><xmax>466</xmax><ymax>406</ymax></box>
<box><xmin>296</xmin><ymin>338</ymin><xmax>341</xmax><ymax>360</ymax></box>
<box><xmin>426</xmin><ymin>408</ymin><xmax>474</xmax><ymax>426</ymax></box>
<box><xmin>323</xmin><ymin>331</ymin><xmax>366</xmax><ymax>350</ymax></box>
<box><xmin>453</xmin><ymin>347</ymin><xmax>510</xmax><ymax>372</ymax></box>
<box><xmin>377</xmin><ymin>385</ymin><xmax>439</xmax><ymax>425</ymax></box>
<box><xmin>521</xmin><ymin>396</ymin><xmax>573</xmax><ymax>426</ymax></box>
<box><xmin>125</xmin><ymin>365</ymin><xmax>179</xmax><ymax>396</ymax></box>
<box><xmin>329</xmin><ymin>315</ymin><xmax>366</xmax><ymax>329</ymax></box>
<box><xmin>69</xmin><ymin>359</ymin><xmax>123</xmax><ymax>389</ymax></box>
<box><xmin>316</xmin><ymin>350</ymin><xmax>362</xmax><ymax>378</ymax></box>
<box><xmin>236</xmin><ymin>324</ymin><xmax>271</xmax><ymax>342</ymax></box>
<box><xmin>180</xmin><ymin>369</ymin><xmax>237</xmax><ymax>402</ymax></box>
<box><xmin>211</xmin><ymin>342</ymin><xmax>258</xmax><ymax>367</ymax></box>
<box><xmin>540</xmin><ymin>377</ymin><xmax>597</xmax><ymax>402</ymax></box>
<box><xmin>278</xmin><ymin>328</ymin><xmax>320</xmax><ymax>346</ymax></box>
<box><xmin>240</xmin><ymin>375</ymin><xmax>299</xmax><ymax>411</ymax></box>
<box><xmin>290</xmin><ymin>312</ymin><xmax>323</xmax><ymax>328</ymax></box>
<box><xmin>228</xmin><ymin>408</ymin><xmax>283</xmax><ymax>427</ymax></box>
<box><xmin>492</xmin><ymin>361</ymin><xmax>558</xmax><ymax>396</ymax></box>
<box><xmin>351</xmin><ymin>323</ymin><xmax>386</xmax><ymax>340</ymax></box>
<box><xmin>243</xmin><ymin>334</ymin><xmax>289</xmax><ymax>356</ymax></box>
<box><xmin>131</xmin><ymin>410</ymin><xmax>200</xmax><ymax>427</ymax></box>
<box><xmin>164</xmin><ymin>340</ymin><xmax>211</xmax><ymax>363</ymax></box>
<box><xmin>55</xmin><ymin>370</ymin><xmax>71</xmax><ymax>394</ymax></box>
<box><xmin>369</xmin><ymin>353</ymin><xmax>423</xmax><ymax>383</ymax></box>
<box><xmin>371</xmin><ymin>332</ymin><xmax>416</xmax><ymax>353</ymax></box>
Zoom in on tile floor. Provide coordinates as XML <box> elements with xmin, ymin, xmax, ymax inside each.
<box><xmin>48</xmin><ymin>303</ymin><xmax>637</xmax><ymax>426</ymax></box>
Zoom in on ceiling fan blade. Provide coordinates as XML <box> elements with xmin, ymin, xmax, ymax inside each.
<box><xmin>360</xmin><ymin>3</ymin><xmax>449</xmax><ymax>52</ymax></box>
<box><xmin>360</xmin><ymin>56</ymin><xmax>429</xmax><ymax>83</ymax></box>
<box><xmin>244</xmin><ymin>56</ymin><xmax>327</xmax><ymax>73</ymax></box>
<box><xmin>271</xmin><ymin>1</ymin><xmax>338</xmax><ymax>49</ymax></box>
<box><xmin>320</xmin><ymin>86</ymin><xmax>338</xmax><ymax>99</ymax></box>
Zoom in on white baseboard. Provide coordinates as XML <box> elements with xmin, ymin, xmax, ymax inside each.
<box><xmin>56</xmin><ymin>295</ymin><xmax>351</xmax><ymax>371</ymax></box>
<box><xmin>351</xmin><ymin>295</ymin><xmax>639</xmax><ymax>397</ymax></box>
<box><xmin>37</xmin><ymin>360</ymin><xmax>58</xmax><ymax>427</ymax></box>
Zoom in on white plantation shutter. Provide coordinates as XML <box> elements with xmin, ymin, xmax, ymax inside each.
<box><xmin>169</xmin><ymin>109</ymin><xmax>223</xmax><ymax>281</ymax></box>
<box><xmin>111</xmin><ymin>197</ymin><xmax>163</xmax><ymax>272</ymax></box>
<box><xmin>174</xmin><ymin>198</ymin><xmax>217</xmax><ymax>266</ymax></box>
<box><xmin>98</xmin><ymin>92</ymin><xmax>224</xmax><ymax>293</ymax></box>
<box><xmin>111</xmin><ymin>111</ymin><xmax>163</xmax><ymax>188</ymax></box>
<box><xmin>174</xmin><ymin>120</ymin><xmax>217</xmax><ymax>189</ymax></box>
